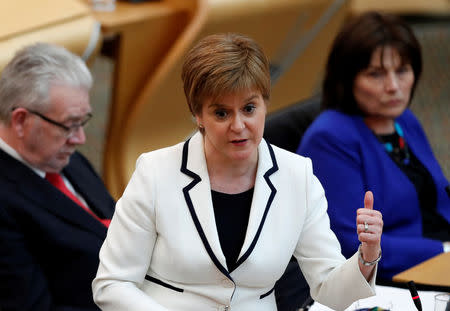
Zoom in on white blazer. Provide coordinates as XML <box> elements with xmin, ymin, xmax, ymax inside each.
<box><xmin>93</xmin><ymin>132</ymin><xmax>376</xmax><ymax>311</ymax></box>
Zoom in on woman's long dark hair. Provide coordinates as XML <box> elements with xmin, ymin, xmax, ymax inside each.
<box><xmin>322</xmin><ymin>11</ymin><xmax>422</xmax><ymax>115</ymax></box>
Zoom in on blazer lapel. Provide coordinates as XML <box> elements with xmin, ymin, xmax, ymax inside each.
<box><xmin>236</xmin><ymin>140</ymin><xmax>278</xmax><ymax>267</ymax></box>
<box><xmin>180</xmin><ymin>133</ymin><xmax>229</xmax><ymax>276</ymax></box>
<box><xmin>0</xmin><ymin>151</ymin><xmax>107</xmax><ymax>238</ymax></box>
<box><xmin>63</xmin><ymin>153</ymin><xmax>114</xmax><ymax>220</ymax></box>
<box><xmin>179</xmin><ymin>134</ymin><xmax>279</xmax><ymax>276</ymax></box>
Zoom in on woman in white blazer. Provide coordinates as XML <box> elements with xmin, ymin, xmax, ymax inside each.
<box><xmin>92</xmin><ymin>33</ymin><xmax>383</xmax><ymax>311</ymax></box>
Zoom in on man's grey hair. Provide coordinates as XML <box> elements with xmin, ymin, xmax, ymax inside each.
<box><xmin>0</xmin><ymin>42</ymin><xmax>93</xmax><ymax>123</ymax></box>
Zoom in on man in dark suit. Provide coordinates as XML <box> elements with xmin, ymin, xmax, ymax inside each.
<box><xmin>0</xmin><ymin>43</ymin><xmax>115</xmax><ymax>311</ymax></box>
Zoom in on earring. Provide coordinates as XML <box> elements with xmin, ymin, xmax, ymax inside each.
<box><xmin>198</xmin><ymin>124</ymin><xmax>204</xmax><ymax>129</ymax></box>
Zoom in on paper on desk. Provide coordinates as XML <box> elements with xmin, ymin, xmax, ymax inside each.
<box><xmin>309</xmin><ymin>285</ymin><xmax>445</xmax><ymax>310</ymax></box>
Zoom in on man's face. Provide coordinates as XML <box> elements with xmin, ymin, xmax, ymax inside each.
<box><xmin>20</xmin><ymin>84</ymin><xmax>91</xmax><ymax>172</ymax></box>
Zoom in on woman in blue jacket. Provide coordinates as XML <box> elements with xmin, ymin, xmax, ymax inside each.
<box><xmin>297</xmin><ymin>11</ymin><xmax>450</xmax><ymax>281</ymax></box>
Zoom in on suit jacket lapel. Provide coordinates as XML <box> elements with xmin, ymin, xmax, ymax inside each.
<box><xmin>63</xmin><ymin>153</ymin><xmax>114</xmax><ymax>220</ymax></box>
<box><xmin>181</xmin><ymin>133</ymin><xmax>229</xmax><ymax>275</ymax></box>
<box><xmin>0</xmin><ymin>150</ymin><xmax>107</xmax><ymax>238</ymax></box>
<box><xmin>180</xmin><ymin>133</ymin><xmax>279</xmax><ymax>276</ymax></box>
<box><xmin>236</xmin><ymin>140</ymin><xmax>278</xmax><ymax>267</ymax></box>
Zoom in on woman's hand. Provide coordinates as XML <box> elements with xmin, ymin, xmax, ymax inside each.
<box><xmin>356</xmin><ymin>191</ymin><xmax>383</xmax><ymax>280</ymax></box>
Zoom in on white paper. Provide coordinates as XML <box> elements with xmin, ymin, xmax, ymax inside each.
<box><xmin>309</xmin><ymin>285</ymin><xmax>445</xmax><ymax>310</ymax></box>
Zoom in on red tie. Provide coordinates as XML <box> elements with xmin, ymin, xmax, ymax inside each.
<box><xmin>45</xmin><ymin>173</ymin><xmax>110</xmax><ymax>227</ymax></box>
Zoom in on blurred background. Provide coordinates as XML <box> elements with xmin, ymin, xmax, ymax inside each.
<box><xmin>2</xmin><ymin>0</ymin><xmax>449</xmax><ymax>198</ymax></box>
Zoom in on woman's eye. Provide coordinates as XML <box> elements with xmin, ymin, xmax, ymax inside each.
<box><xmin>397</xmin><ymin>66</ymin><xmax>410</xmax><ymax>74</ymax></box>
<box><xmin>215</xmin><ymin>110</ymin><xmax>227</xmax><ymax>119</ymax></box>
<box><xmin>243</xmin><ymin>104</ymin><xmax>256</xmax><ymax>113</ymax></box>
<box><xmin>367</xmin><ymin>70</ymin><xmax>383</xmax><ymax>78</ymax></box>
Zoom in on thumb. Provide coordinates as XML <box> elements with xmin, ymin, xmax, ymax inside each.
<box><xmin>364</xmin><ymin>191</ymin><xmax>374</xmax><ymax>210</ymax></box>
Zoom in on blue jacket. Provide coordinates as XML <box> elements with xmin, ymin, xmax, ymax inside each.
<box><xmin>297</xmin><ymin>109</ymin><xmax>450</xmax><ymax>280</ymax></box>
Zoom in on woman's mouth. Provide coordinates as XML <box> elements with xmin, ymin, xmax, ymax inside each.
<box><xmin>231</xmin><ymin>139</ymin><xmax>247</xmax><ymax>146</ymax></box>
<box><xmin>385</xmin><ymin>99</ymin><xmax>403</xmax><ymax>106</ymax></box>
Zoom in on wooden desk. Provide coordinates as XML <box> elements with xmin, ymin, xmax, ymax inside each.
<box><xmin>88</xmin><ymin>1</ymin><xmax>184</xmax><ymax>34</ymax></box>
<box><xmin>1</xmin><ymin>0</ymin><xmax>99</xmax><ymax>71</ymax></box>
<box><xmin>1</xmin><ymin>0</ymin><xmax>89</xmax><ymax>40</ymax></box>
<box><xmin>393</xmin><ymin>252</ymin><xmax>450</xmax><ymax>288</ymax></box>
<box><xmin>350</xmin><ymin>0</ymin><xmax>450</xmax><ymax>16</ymax></box>
<box><xmin>84</xmin><ymin>0</ymin><xmax>191</xmax><ymax>197</ymax></box>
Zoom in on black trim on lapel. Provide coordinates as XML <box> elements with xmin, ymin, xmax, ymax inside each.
<box><xmin>235</xmin><ymin>141</ymin><xmax>278</xmax><ymax>267</ymax></box>
<box><xmin>180</xmin><ymin>139</ymin><xmax>279</xmax><ymax>281</ymax></box>
<box><xmin>260</xmin><ymin>286</ymin><xmax>275</xmax><ymax>299</ymax></box>
<box><xmin>180</xmin><ymin>139</ymin><xmax>231</xmax><ymax>279</ymax></box>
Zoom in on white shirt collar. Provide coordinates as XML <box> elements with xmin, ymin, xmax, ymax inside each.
<box><xmin>0</xmin><ymin>137</ymin><xmax>90</xmax><ymax>208</ymax></box>
<box><xmin>0</xmin><ymin>137</ymin><xmax>45</xmax><ymax>178</ymax></box>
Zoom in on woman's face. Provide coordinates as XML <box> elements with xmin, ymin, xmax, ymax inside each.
<box><xmin>353</xmin><ymin>46</ymin><xmax>415</xmax><ymax>122</ymax></box>
<box><xmin>195</xmin><ymin>89</ymin><xmax>266</xmax><ymax>166</ymax></box>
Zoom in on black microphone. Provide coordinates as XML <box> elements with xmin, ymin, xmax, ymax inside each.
<box><xmin>407</xmin><ymin>281</ymin><xmax>422</xmax><ymax>311</ymax></box>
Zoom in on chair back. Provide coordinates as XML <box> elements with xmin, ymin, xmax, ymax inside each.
<box><xmin>264</xmin><ymin>95</ymin><xmax>322</xmax><ymax>153</ymax></box>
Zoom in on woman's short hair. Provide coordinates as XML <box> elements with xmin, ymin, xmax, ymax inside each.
<box><xmin>322</xmin><ymin>11</ymin><xmax>422</xmax><ymax>115</ymax></box>
<box><xmin>0</xmin><ymin>42</ymin><xmax>92</xmax><ymax>122</ymax></box>
<box><xmin>181</xmin><ymin>33</ymin><xmax>270</xmax><ymax>116</ymax></box>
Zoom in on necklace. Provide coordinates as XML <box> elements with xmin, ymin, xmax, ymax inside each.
<box><xmin>377</xmin><ymin>122</ymin><xmax>410</xmax><ymax>165</ymax></box>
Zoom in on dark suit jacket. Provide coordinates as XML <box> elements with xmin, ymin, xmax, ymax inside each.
<box><xmin>0</xmin><ymin>150</ymin><xmax>115</xmax><ymax>311</ymax></box>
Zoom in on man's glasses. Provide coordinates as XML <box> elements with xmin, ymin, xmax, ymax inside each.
<box><xmin>14</xmin><ymin>108</ymin><xmax>92</xmax><ymax>138</ymax></box>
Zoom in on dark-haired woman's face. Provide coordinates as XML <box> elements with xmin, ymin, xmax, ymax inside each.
<box><xmin>353</xmin><ymin>46</ymin><xmax>414</xmax><ymax>127</ymax></box>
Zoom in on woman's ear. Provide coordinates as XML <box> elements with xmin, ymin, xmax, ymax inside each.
<box><xmin>194</xmin><ymin>113</ymin><xmax>205</xmax><ymax>134</ymax></box>
<box><xmin>194</xmin><ymin>114</ymin><xmax>203</xmax><ymax>128</ymax></box>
